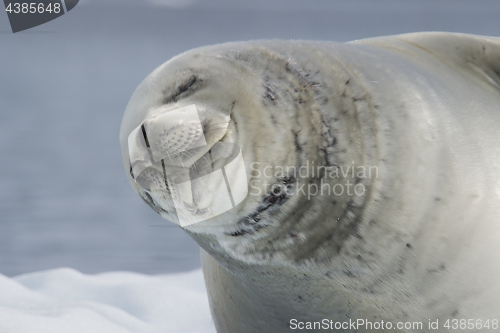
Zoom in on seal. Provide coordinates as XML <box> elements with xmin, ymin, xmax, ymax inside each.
<box><xmin>120</xmin><ymin>32</ymin><xmax>500</xmax><ymax>332</ymax></box>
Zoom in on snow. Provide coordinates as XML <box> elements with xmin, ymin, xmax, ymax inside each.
<box><xmin>0</xmin><ymin>268</ymin><xmax>216</xmax><ymax>333</ymax></box>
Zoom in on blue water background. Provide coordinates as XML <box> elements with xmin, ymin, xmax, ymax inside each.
<box><xmin>0</xmin><ymin>0</ymin><xmax>499</xmax><ymax>276</ymax></box>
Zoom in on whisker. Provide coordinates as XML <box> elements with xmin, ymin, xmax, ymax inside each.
<box><xmin>175</xmin><ymin>150</ymin><xmax>197</xmax><ymax>167</ymax></box>
<box><xmin>202</xmin><ymin>122</ymin><xmax>230</xmax><ymax>130</ymax></box>
<box><xmin>203</xmin><ymin>121</ymin><xmax>230</xmax><ymax>126</ymax></box>
<box><xmin>178</xmin><ymin>150</ymin><xmax>198</xmax><ymax>165</ymax></box>
<box><xmin>165</xmin><ymin>150</ymin><xmax>175</xmax><ymax>165</ymax></box>
<box><xmin>172</xmin><ymin>151</ymin><xmax>186</xmax><ymax>168</ymax></box>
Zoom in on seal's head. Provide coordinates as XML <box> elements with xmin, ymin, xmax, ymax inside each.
<box><xmin>120</xmin><ymin>41</ymin><xmax>377</xmax><ymax>264</ymax></box>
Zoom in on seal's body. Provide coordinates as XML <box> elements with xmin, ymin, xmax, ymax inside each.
<box><xmin>120</xmin><ymin>33</ymin><xmax>500</xmax><ymax>332</ymax></box>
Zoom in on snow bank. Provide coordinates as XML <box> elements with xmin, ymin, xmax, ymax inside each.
<box><xmin>0</xmin><ymin>268</ymin><xmax>216</xmax><ymax>333</ymax></box>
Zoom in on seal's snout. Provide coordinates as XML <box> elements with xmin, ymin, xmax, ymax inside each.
<box><xmin>128</xmin><ymin>104</ymin><xmax>209</xmax><ymax>181</ymax></box>
<box><xmin>127</xmin><ymin>104</ymin><xmax>248</xmax><ymax>226</ymax></box>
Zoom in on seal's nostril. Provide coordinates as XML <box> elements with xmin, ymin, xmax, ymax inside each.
<box><xmin>142</xmin><ymin>191</ymin><xmax>156</xmax><ymax>208</ymax></box>
<box><xmin>135</xmin><ymin>166</ymin><xmax>169</xmax><ymax>192</ymax></box>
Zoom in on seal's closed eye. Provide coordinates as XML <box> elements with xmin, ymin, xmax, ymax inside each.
<box><xmin>163</xmin><ymin>74</ymin><xmax>201</xmax><ymax>105</ymax></box>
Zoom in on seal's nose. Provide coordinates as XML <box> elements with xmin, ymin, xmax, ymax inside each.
<box><xmin>128</xmin><ymin>104</ymin><xmax>209</xmax><ymax>182</ymax></box>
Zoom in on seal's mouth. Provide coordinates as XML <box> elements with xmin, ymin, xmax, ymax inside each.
<box><xmin>128</xmin><ymin>104</ymin><xmax>248</xmax><ymax>227</ymax></box>
<box><xmin>226</xmin><ymin>176</ymin><xmax>294</xmax><ymax>236</ymax></box>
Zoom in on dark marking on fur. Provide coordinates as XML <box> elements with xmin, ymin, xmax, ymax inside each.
<box><xmin>163</xmin><ymin>74</ymin><xmax>200</xmax><ymax>104</ymax></box>
<box><xmin>428</xmin><ymin>263</ymin><xmax>446</xmax><ymax>273</ymax></box>
<box><xmin>227</xmin><ymin>101</ymin><xmax>239</xmax><ymax>137</ymax></box>
<box><xmin>269</xmin><ymin>113</ymin><xmax>278</xmax><ymax>125</ymax></box>
<box><xmin>343</xmin><ymin>269</ymin><xmax>356</xmax><ymax>278</ymax></box>
<box><xmin>352</xmin><ymin>96</ymin><xmax>367</xmax><ymax>102</ymax></box>
<box><xmin>293</xmin><ymin>131</ymin><xmax>303</xmax><ymax>154</ymax></box>
<box><xmin>285</xmin><ymin>61</ymin><xmax>320</xmax><ymax>89</ymax></box>
<box><xmin>263</xmin><ymin>82</ymin><xmax>278</xmax><ymax>103</ymax></box>
<box><xmin>321</xmin><ymin>200</ymin><xmax>363</xmax><ymax>254</ymax></box>
<box><xmin>320</xmin><ymin>115</ymin><xmax>337</xmax><ymax>167</ymax></box>
<box><xmin>227</xmin><ymin>229</ymin><xmax>249</xmax><ymax>237</ymax></box>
